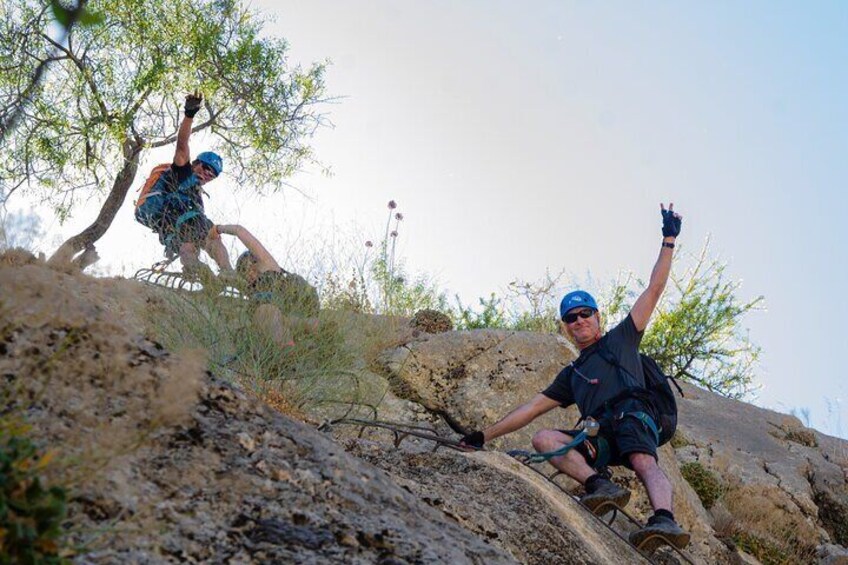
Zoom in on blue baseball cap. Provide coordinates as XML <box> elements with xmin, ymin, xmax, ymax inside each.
<box><xmin>559</xmin><ymin>290</ymin><xmax>599</xmax><ymax>320</ymax></box>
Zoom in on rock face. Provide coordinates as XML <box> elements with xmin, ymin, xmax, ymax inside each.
<box><xmin>378</xmin><ymin>326</ymin><xmax>848</xmax><ymax>563</ymax></box>
<box><xmin>347</xmin><ymin>442</ymin><xmax>646</xmax><ymax>565</ymax></box>
<box><xmin>376</xmin><ymin>330</ymin><xmax>581</xmax><ymax>450</ymax></box>
<box><xmin>675</xmin><ymin>381</ymin><xmax>848</xmax><ymax>552</ymax></box>
<box><xmin>4</xmin><ymin>257</ymin><xmax>847</xmax><ymax>564</ymax></box>
<box><xmin>1</xmin><ymin>261</ymin><xmax>514</xmax><ymax>564</ymax></box>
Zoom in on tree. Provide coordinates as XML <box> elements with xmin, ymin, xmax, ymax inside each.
<box><xmin>447</xmin><ymin>238</ymin><xmax>764</xmax><ymax>398</ymax></box>
<box><xmin>0</xmin><ymin>0</ymin><xmax>98</xmax><ymax>144</ymax></box>
<box><xmin>0</xmin><ymin>0</ymin><xmax>329</xmax><ymax>266</ymax></box>
<box><xmin>603</xmin><ymin>238</ymin><xmax>764</xmax><ymax>399</ymax></box>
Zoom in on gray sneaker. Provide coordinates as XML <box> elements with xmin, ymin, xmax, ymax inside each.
<box><xmin>629</xmin><ymin>514</ymin><xmax>690</xmax><ymax>550</ymax></box>
<box><xmin>579</xmin><ymin>478</ymin><xmax>631</xmax><ymax>513</ymax></box>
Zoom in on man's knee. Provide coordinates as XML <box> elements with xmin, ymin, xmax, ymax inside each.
<box><xmin>628</xmin><ymin>452</ymin><xmax>659</xmax><ymax>473</ymax></box>
<box><xmin>532</xmin><ymin>429</ymin><xmax>570</xmax><ymax>452</ymax></box>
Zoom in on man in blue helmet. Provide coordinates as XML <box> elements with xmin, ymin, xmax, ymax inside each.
<box><xmin>135</xmin><ymin>92</ymin><xmax>232</xmax><ymax>276</ymax></box>
<box><xmin>461</xmin><ymin>203</ymin><xmax>688</xmax><ymax>549</ymax></box>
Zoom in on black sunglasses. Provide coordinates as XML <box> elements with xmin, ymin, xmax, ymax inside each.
<box><xmin>200</xmin><ymin>163</ymin><xmax>218</xmax><ymax>177</ymax></box>
<box><xmin>562</xmin><ymin>308</ymin><xmax>595</xmax><ymax>324</ymax></box>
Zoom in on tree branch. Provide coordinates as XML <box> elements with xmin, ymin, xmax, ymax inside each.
<box><xmin>147</xmin><ymin>108</ymin><xmax>223</xmax><ymax>148</ymax></box>
<box><xmin>40</xmin><ymin>26</ymin><xmax>110</xmax><ymax>121</ymax></box>
<box><xmin>48</xmin><ymin>138</ymin><xmax>143</xmax><ymax>265</ymax></box>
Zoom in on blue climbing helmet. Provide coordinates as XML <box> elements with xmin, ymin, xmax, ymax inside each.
<box><xmin>559</xmin><ymin>290</ymin><xmax>599</xmax><ymax>320</ymax></box>
<box><xmin>195</xmin><ymin>151</ymin><xmax>223</xmax><ymax>177</ymax></box>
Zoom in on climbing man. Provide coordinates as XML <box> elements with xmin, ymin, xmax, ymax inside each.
<box><xmin>460</xmin><ymin>203</ymin><xmax>689</xmax><ymax>549</ymax></box>
<box><xmin>215</xmin><ymin>223</ymin><xmax>319</xmax><ymax>346</ymax></box>
<box><xmin>135</xmin><ymin>91</ymin><xmax>233</xmax><ymax>278</ymax></box>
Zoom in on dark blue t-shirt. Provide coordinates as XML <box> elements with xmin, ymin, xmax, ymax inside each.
<box><xmin>542</xmin><ymin>314</ymin><xmax>645</xmax><ymax>418</ymax></box>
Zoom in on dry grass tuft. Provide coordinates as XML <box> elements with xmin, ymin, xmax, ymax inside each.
<box><xmin>147</xmin><ymin>289</ymin><xmax>392</xmax><ymax>423</ymax></box>
<box><xmin>253</xmin><ymin>385</ymin><xmax>309</xmax><ymax>421</ymax></box>
<box><xmin>715</xmin><ymin>484</ymin><xmax>819</xmax><ymax>564</ymax></box>
<box><xmin>410</xmin><ymin>309</ymin><xmax>453</xmax><ymax>334</ymax></box>
<box><xmin>0</xmin><ymin>247</ymin><xmax>37</xmax><ymax>266</ymax></box>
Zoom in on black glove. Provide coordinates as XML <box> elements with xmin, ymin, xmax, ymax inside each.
<box><xmin>661</xmin><ymin>207</ymin><xmax>682</xmax><ymax>237</ymax></box>
<box><xmin>460</xmin><ymin>431</ymin><xmax>485</xmax><ymax>449</ymax></box>
<box><xmin>184</xmin><ymin>91</ymin><xmax>203</xmax><ymax>119</ymax></box>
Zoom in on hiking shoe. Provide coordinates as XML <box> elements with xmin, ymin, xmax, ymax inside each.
<box><xmin>579</xmin><ymin>477</ymin><xmax>631</xmax><ymax>513</ymax></box>
<box><xmin>629</xmin><ymin>514</ymin><xmax>690</xmax><ymax>550</ymax></box>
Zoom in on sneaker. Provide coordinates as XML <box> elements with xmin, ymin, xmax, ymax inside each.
<box><xmin>629</xmin><ymin>514</ymin><xmax>690</xmax><ymax>550</ymax></box>
<box><xmin>579</xmin><ymin>477</ymin><xmax>631</xmax><ymax>513</ymax></box>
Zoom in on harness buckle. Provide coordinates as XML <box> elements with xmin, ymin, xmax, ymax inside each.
<box><xmin>582</xmin><ymin>417</ymin><xmax>600</xmax><ymax>438</ymax></box>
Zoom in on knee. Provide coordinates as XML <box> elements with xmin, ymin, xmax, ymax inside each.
<box><xmin>205</xmin><ymin>231</ymin><xmax>223</xmax><ymax>247</ymax></box>
<box><xmin>628</xmin><ymin>452</ymin><xmax>658</xmax><ymax>474</ymax></box>
<box><xmin>532</xmin><ymin>429</ymin><xmax>567</xmax><ymax>452</ymax></box>
<box><xmin>531</xmin><ymin>430</ymin><xmax>550</xmax><ymax>451</ymax></box>
<box><xmin>180</xmin><ymin>242</ymin><xmax>198</xmax><ymax>256</ymax></box>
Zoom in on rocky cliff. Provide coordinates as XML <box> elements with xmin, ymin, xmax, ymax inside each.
<box><xmin>2</xmin><ymin>253</ymin><xmax>846</xmax><ymax>564</ymax></box>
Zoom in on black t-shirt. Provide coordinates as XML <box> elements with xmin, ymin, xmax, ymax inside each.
<box><xmin>542</xmin><ymin>314</ymin><xmax>645</xmax><ymax>417</ymax></box>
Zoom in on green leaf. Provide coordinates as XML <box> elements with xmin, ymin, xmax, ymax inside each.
<box><xmin>49</xmin><ymin>1</ymin><xmax>71</xmax><ymax>28</ymax></box>
<box><xmin>79</xmin><ymin>8</ymin><xmax>105</xmax><ymax>26</ymax></box>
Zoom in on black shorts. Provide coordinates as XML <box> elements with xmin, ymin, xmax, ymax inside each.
<box><xmin>157</xmin><ymin>210</ymin><xmax>213</xmax><ymax>257</ymax></box>
<box><xmin>562</xmin><ymin>403</ymin><xmax>659</xmax><ymax>470</ymax></box>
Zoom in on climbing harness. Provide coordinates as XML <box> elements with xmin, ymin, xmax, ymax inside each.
<box><xmin>507</xmin><ymin>418</ymin><xmax>601</xmax><ymax>464</ymax></box>
<box><xmin>162</xmin><ymin>209</ymin><xmax>202</xmax><ymax>257</ymax></box>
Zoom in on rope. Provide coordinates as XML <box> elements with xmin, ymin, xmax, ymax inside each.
<box><xmin>507</xmin><ymin>429</ymin><xmax>588</xmax><ymax>464</ymax></box>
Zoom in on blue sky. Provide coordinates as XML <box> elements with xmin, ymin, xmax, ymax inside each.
<box><xmin>22</xmin><ymin>2</ymin><xmax>848</xmax><ymax>436</ymax></box>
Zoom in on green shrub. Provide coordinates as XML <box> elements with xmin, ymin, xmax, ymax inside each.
<box><xmin>680</xmin><ymin>461</ymin><xmax>725</xmax><ymax>509</ymax></box>
<box><xmin>669</xmin><ymin>430</ymin><xmax>691</xmax><ymax>449</ymax></box>
<box><xmin>0</xmin><ymin>420</ymin><xmax>69</xmax><ymax>564</ymax></box>
<box><xmin>453</xmin><ymin>294</ymin><xmax>508</xmax><ymax>330</ymax></box>
<box><xmin>605</xmin><ymin>238</ymin><xmax>763</xmax><ymax>399</ymax></box>
<box><xmin>731</xmin><ymin>531</ymin><xmax>790</xmax><ymax>565</ymax></box>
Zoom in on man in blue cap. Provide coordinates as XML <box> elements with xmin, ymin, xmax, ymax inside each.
<box><xmin>461</xmin><ymin>203</ymin><xmax>687</xmax><ymax>549</ymax></box>
<box><xmin>135</xmin><ymin>92</ymin><xmax>232</xmax><ymax>277</ymax></box>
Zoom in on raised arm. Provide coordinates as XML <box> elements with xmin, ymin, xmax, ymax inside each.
<box><xmin>461</xmin><ymin>393</ymin><xmax>561</xmax><ymax>448</ymax></box>
<box><xmin>216</xmin><ymin>224</ymin><xmax>281</xmax><ymax>273</ymax></box>
<box><xmin>174</xmin><ymin>92</ymin><xmax>203</xmax><ymax>166</ymax></box>
<box><xmin>630</xmin><ymin>202</ymin><xmax>682</xmax><ymax>332</ymax></box>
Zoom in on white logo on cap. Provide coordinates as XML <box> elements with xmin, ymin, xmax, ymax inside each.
<box><xmin>571</xmin><ymin>297</ymin><xmax>583</xmax><ymax>303</ymax></box>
